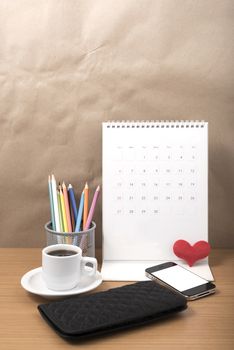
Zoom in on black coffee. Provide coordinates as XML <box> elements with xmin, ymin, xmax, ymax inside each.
<box><xmin>47</xmin><ymin>249</ymin><xmax>77</xmax><ymax>257</ymax></box>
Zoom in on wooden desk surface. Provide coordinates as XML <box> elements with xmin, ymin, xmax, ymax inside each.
<box><xmin>0</xmin><ymin>249</ymin><xmax>233</xmax><ymax>350</ymax></box>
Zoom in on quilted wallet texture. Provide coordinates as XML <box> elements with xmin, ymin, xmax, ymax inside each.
<box><xmin>38</xmin><ymin>281</ymin><xmax>187</xmax><ymax>340</ymax></box>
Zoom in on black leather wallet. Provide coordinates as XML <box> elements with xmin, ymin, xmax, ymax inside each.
<box><xmin>38</xmin><ymin>281</ymin><xmax>187</xmax><ymax>340</ymax></box>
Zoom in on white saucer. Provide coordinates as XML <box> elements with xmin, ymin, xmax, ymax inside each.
<box><xmin>21</xmin><ymin>267</ymin><xmax>102</xmax><ymax>299</ymax></box>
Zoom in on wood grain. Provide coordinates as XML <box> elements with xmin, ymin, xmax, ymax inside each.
<box><xmin>0</xmin><ymin>249</ymin><xmax>233</xmax><ymax>350</ymax></box>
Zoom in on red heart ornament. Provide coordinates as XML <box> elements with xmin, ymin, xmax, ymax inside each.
<box><xmin>173</xmin><ymin>240</ymin><xmax>211</xmax><ymax>267</ymax></box>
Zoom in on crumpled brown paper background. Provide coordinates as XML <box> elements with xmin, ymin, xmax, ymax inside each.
<box><xmin>0</xmin><ymin>0</ymin><xmax>233</xmax><ymax>248</ymax></box>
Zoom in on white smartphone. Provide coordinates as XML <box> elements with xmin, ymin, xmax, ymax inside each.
<box><xmin>145</xmin><ymin>262</ymin><xmax>216</xmax><ymax>300</ymax></box>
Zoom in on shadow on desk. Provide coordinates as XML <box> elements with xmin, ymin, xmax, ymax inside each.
<box><xmin>209</xmin><ymin>249</ymin><xmax>233</xmax><ymax>267</ymax></box>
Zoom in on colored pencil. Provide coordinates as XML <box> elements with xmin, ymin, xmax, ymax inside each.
<box><xmin>75</xmin><ymin>191</ymin><xmax>84</xmax><ymax>232</ymax></box>
<box><xmin>69</xmin><ymin>195</ymin><xmax>75</xmax><ymax>231</ymax></box>
<box><xmin>83</xmin><ymin>182</ymin><xmax>89</xmax><ymax>229</ymax></box>
<box><xmin>68</xmin><ymin>184</ymin><xmax>78</xmax><ymax>222</ymax></box>
<box><xmin>84</xmin><ymin>186</ymin><xmax>100</xmax><ymax>230</ymax></box>
<box><xmin>48</xmin><ymin>175</ymin><xmax>55</xmax><ymax>230</ymax></box>
<box><xmin>62</xmin><ymin>182</ymin><xmax>72</xmax><ymax>232</ymax></box>
<box><xmin>59</xmin><ymin>187</ymin><xmax>68</xmax><ymax>232</ymax></box>
<box><xmin>51</xmin><ymin>174</ymin><xmax>60</xmax><ymax>232</ymax></box>
<box><xmin>57</xmin><ymin>190</ymin><xmax>63</xmax><ymax>231</ymax></box>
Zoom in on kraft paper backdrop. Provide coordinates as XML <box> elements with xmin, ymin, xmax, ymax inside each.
<box><xmin>0</xmin><ymin>0</ymin><xmax>233</xmax><ymax>248</ymax></box>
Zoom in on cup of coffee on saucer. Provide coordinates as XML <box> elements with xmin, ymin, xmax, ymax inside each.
<box><xmin>42</xmin><ymin>244</ymin><xmax>97</xmax><ymax>291</ymax></box>
<box><xmin>20</xmin><ymin>244</ymin><xmax>102</xmax><ymax>298</ymax></box>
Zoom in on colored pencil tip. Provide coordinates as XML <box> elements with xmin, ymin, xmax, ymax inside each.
<box><xmin>68</xmin><ymin>184</ymin><xmax>72</xmax><ymax>189</ymax></box>
<box><xmin>85</xmin><ymin>182</ymin><xmax>88</xmax><ymax>189</ymax></box>
<box><xmin>96</xmin><ymin>185</ymin><xmax>100</xmax><ymax>191</ymax></box>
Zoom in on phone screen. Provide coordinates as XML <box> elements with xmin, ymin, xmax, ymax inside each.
<box><xmin>152</xmin><ymin>265</ymin><xmax>208</xmax><ymax>292</ymax></box>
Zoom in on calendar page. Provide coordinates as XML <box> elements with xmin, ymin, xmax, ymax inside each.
<box><xmin>102</xmin><ymin>121</ymin><xmax>210</xmax><ymax>280</ymax></box>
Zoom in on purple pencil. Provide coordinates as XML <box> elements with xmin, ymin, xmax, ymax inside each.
<box><xmin>84</xmin><ymin>186</ymin><xmax>100</xmax><ymax>230</ymax></box>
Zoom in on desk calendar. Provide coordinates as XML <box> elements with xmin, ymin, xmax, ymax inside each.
<box><xmin>102</xmin><ymin>121</ymin><xmax>213</xmax><ymax>281</ymax></box>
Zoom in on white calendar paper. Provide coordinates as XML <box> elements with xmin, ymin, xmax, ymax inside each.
<box><xmin>102</xmin><ymin>121</ymin><xmax>213</xmax><ymax>281</ymax></box>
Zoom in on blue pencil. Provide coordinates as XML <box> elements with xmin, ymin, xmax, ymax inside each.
<box><xmin>68</xmin><ymin>184</ymin><xmax>78</xmax><ymax>222</ymax></box>
<box><xmin>75</xmin><ymin>191</ymin><xmax>84</xmax><ymax>232</ymax></box>
<box><xmin>48</xmin><ymin>175</ymin><xmax>56</xmax><ymax>230</ymax></box>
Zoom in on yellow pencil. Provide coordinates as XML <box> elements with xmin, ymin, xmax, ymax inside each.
<box><xmin>83</xmin><ymin>182</ymin><xmax>89</xmax><ymax>230</ymax></box>
<box><xmin>57</xmin><ymin>190</ymin><xmax>64</xmax><ymax>232</ymax></box>
<box><xmin>59</xmin><ymin>187</ymin><xmax>68</xmax><ymax>232</ymax></box>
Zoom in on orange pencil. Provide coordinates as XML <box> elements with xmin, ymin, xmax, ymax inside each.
<box><xmin>83</xmin><ymin>182</ymin><xmax>89</xmax><ymax>230</ymax></box>
<box><xmin>62</xmin><ymin>182</ymin><xmax>72</xmax><ymax>232</ymax></box>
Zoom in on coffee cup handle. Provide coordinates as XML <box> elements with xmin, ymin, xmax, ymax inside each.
<box><xmin>81</xmin><ymin>257</ymin><xmax>97</xmax><ymax>277</ymax></box>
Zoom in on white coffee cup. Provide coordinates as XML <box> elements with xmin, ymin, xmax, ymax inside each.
<box><xmin>42</xmin><ymin>244</ymin><xmax>97</xmax><ymax>291</ymax></box>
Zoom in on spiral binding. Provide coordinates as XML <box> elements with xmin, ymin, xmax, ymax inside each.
<box><xmin>104</xmin><ymin>120</ymin><xmax>206</xmax><ymax>128</ymax></box>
